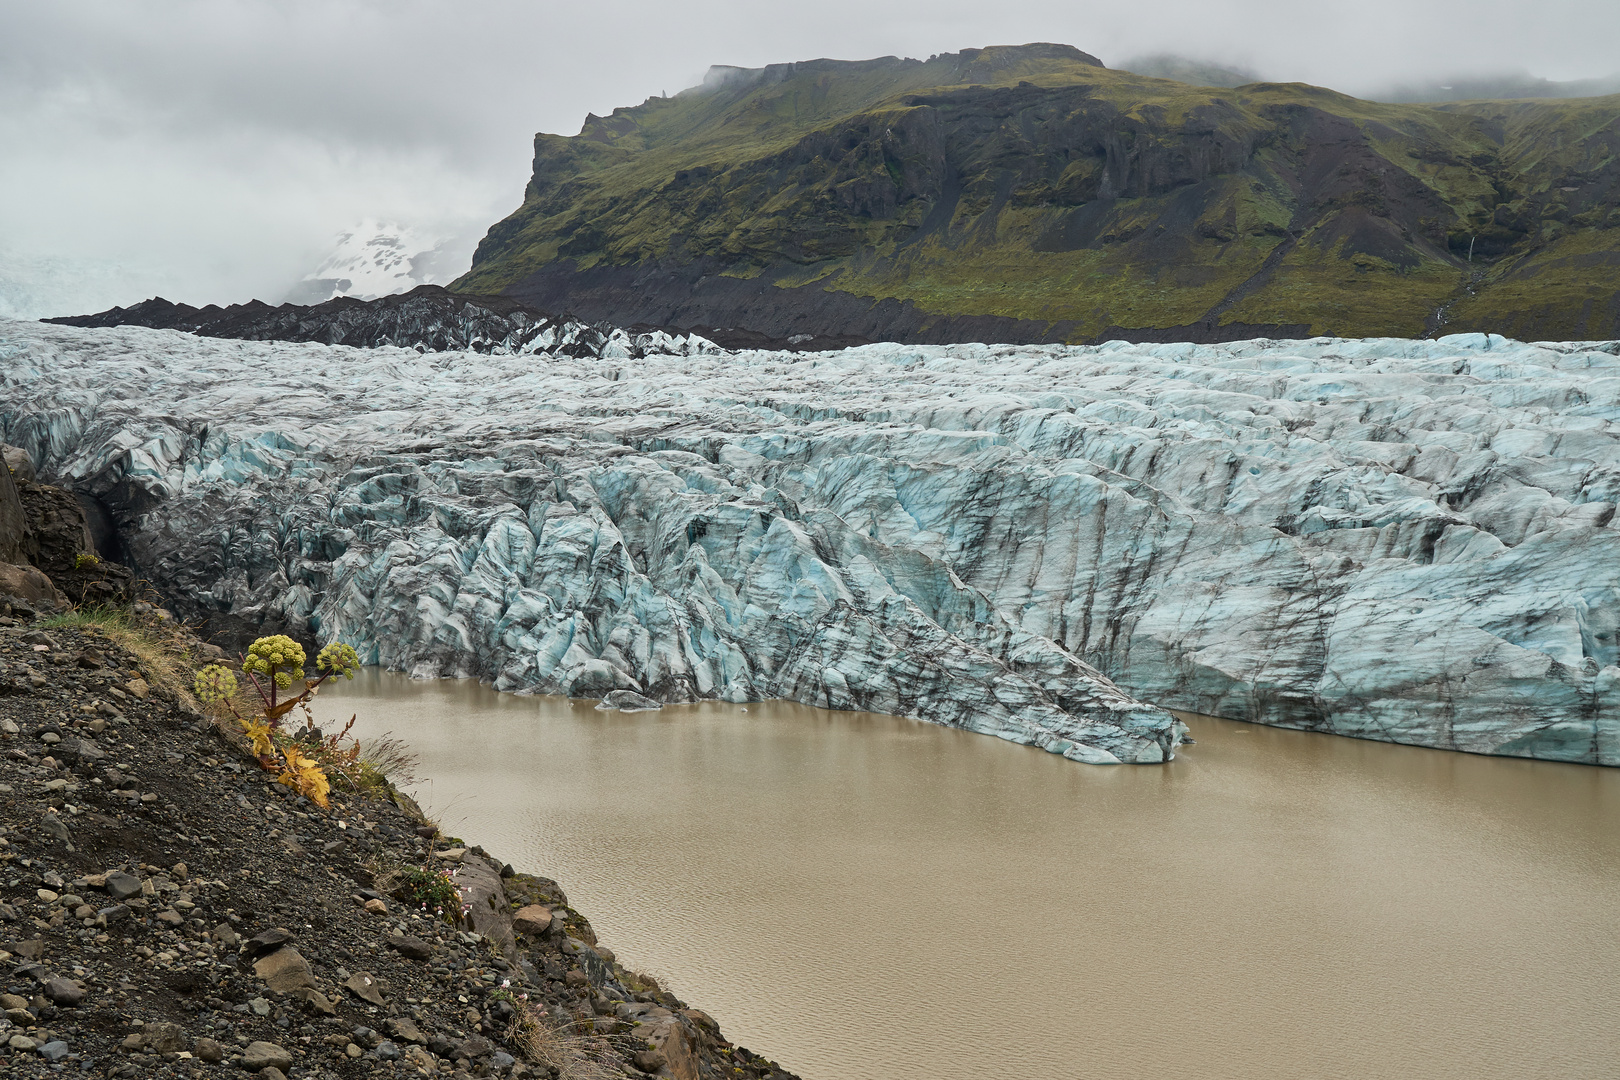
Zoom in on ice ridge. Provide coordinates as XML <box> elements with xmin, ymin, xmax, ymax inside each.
<box><xmin>3</xmin><ymin>321</ymin><xmax>1618</xmax><ymax>764</ymax></box>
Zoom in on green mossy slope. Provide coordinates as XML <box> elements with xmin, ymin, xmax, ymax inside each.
<box><xmin>457</xmin><ymin>44</ymin><xmax>1620</xmax><ymax>343</ymax></box>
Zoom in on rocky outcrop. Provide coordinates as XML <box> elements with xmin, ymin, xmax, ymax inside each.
<box><xmin>0</xmin><ymin>444</ymin><xmax>132</xmax><ymax>608</ymax></box>
<box><xmin>46</xmin><ymin>284</ymin><xmax>722</xmax><ymax>358</ymax></box>
<box><xmin>3</xmin><ymin>319</ymin><xmax>1618</xmax><ymax>764</ymax></box>
<box><xmin>0</xmin><ymin>445</ymin><xmax>27</xmax><ymax>566</ymax></box>
<box><xmin>0</xmin><ymin>561</ymin><xmax>66</xmax><ymax>611</ymax></box>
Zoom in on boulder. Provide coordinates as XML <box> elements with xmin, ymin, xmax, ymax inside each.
<box><xmin>342</xmin><ymin>971</ymin><xmax>386</xmax><ymax>1006</ymax></box>
<box><xmin>102</xmin><ymin>871</ymin><xmax>143</xmax><ymax>901</ymax></box>
<box><xmin>240</xmin><ymin>1040</ymin><xmax>293</xmax><ymax>1072</ymax></box>
<box><xmin>252</xmin><ymin>946</ymin><xmax>317</xmax><ymax>994</ymax></box>
<box><xmin>383</xmin><ymin>934</ymin><xmax>433</xmax><ymax>961</ymax></box>
<box><xmin>511</xmin><ymin>905</ymin><xmax>552</xmax><ymax>937</ymax></box>
<box><xmin>0</xmin><ymin>562</ymin><xmax>65</xmax><ymax>610</ymax></box>
<box><xmin>241</xmin><ymin>927</ymin><xmax>294</xmax><ymax>959</ymax></box>
<box><xmin>41</xmin><ymin>977</ymin><xmax>84</xmax><ymax>1006</ymax></box>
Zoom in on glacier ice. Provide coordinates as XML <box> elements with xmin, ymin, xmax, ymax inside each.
<box><xmin>3</xmin><ymin>320</ymin><xmax>1618</xmax><ymax>765</ymax></box>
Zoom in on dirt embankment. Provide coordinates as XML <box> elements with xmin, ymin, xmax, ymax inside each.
<box><xmin>0</xmin><ymin>445</ymin><xmax>799</xmax><ymax>1080</ymax></box>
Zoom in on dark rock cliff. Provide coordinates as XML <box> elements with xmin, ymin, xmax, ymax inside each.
<box><xmin>0</xmin><ymin>445</ymin><xmax>133</xmax><ymax>611</ymax></box>
<box><xmin>458</xmin><ymin>43</ymin><xmax>1620</xmax><ymax>343</ymax></box>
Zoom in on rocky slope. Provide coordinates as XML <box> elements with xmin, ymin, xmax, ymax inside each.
<box><xmin>0</xmin><ymin>612</ymin><xmax>798</xmax><ymax>1079</ymax></box>
<box><xmin>48</xmin><ymin>287</ymin><xmax>721</xmax><ymax>359</ymax></box>
<box><xmin>2</xmin><ymin>319</ymin><xmax>1616</xmax><ymax>764</ymax></box>
<box><xmin>457</xmin><ymin>43</ymin><xmax>1620</xmax><ymax>344</ymax></box>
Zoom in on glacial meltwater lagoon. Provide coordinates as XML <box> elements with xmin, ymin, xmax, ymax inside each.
<box><xmin>312</xmin><ymin>670</ymin><xmax>1619</xmax><ymax>1080</ymax></box>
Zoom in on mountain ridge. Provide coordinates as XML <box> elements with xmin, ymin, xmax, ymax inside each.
<box><xmin>456</xmin><ymin>43</ymin><xmax>1620</xmax><ymax>344</ymax></box>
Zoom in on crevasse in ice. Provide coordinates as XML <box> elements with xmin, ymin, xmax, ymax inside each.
<box><xmin>3</xmin><ymin>320</ymin><xmax>1617</xmax><ymax>764</ymax></box>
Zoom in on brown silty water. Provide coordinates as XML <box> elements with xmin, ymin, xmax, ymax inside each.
<box><xmin>312</xmin><ymin>670</ymin><xmax>1620</xmax><ymax>1080</ymax></box>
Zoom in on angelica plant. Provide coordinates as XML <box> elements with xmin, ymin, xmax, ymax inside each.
<box><xmin>193</xmin><ymin>636</ymin><xmax>362</xmax><ymax>808</ymax></box>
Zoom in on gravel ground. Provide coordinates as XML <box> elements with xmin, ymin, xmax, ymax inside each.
<box><xmin>0</xmin><ymin>607</ymin><xmax>798</xmax><ymax>1080</ymax></box>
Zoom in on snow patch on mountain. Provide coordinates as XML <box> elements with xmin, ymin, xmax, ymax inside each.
<box><xmin>285</xmin><ymin>221</ymin><xmax>475</xmax><ymax>305</ymax></box>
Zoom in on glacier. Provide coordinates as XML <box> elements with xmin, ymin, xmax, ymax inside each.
<box><xmin>2</xmin><ymin>320</ymin><xmax>1618</xmax><ymax>765</ymax></box>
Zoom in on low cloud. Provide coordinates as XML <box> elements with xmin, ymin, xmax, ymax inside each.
<box><xmin>2</xmin><ymin>0</ymin><xmax>1613</xmax><ymax>314</ymax></box>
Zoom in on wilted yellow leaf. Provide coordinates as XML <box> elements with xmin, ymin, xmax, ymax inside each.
<box><xmin>237</xmin><ymin>716</ymin><xmax>275</xmax><ymax>758</ymax></box>
<box><xmin>277</xmin><ymin>744</ymin><xmax>331</xmax><ymax>809</ymax></box>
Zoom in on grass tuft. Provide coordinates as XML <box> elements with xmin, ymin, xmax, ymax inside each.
<box><xmin>40</xmin><ymin>605</ymin><xmax>202</xmax><ymax>704</ymax></box>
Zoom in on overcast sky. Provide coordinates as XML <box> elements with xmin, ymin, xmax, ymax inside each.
<box><xmin>2</xmin><ymin>0</ymin><xmax>1615</xmax><ymax>315</ymax></box>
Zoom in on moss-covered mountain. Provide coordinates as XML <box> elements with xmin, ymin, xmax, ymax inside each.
<box><xmin>457</xmin><ymin>43</ymin><xmax>1620</xmax><ymax>344</ymax></box>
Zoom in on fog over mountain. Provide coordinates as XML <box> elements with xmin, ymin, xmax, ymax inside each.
<box><xmin>1</xmin><ymin>0</ymin><xmax>1615</xmax><ymax>317</ymax></box>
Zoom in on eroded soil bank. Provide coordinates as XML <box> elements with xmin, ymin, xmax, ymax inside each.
<box><xmin>0</xmin><ymin>611</ymin><xmax>799</xmax><ymax>1080</ymax></box>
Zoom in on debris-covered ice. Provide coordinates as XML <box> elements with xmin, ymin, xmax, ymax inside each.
<box><xmin>4</xmin><ymin>321</ymin><xmax>1618</xmax><ymax>764</ymax></box>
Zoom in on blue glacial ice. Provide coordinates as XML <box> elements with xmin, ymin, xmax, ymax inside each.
<box><xmin>3</xmin><ymin>320</ymin><xmax>1618</xmax><ymax>765</ymax></box>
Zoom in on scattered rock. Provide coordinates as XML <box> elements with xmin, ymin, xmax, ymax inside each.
<box><xmin>383</xmin><ymin>933</ymin><xmax>433</xmax><ymax>961</ymax></box>
<box><xmin>37</xmin><ymin>1038</ymin><xmax>69</xmax><ymax>1062</ymax></box>
<box><xmin>143</xmin><ymin>1021</ymin><xmax>187</xmax><ymax>1054</ymax></box>
<box><xmin>290</xmin><ymin>986</ymin><xmax>338</xmax><ymax>1015</ymax></box>
<box><xmin>102</xmin><ymin>870</ymin><xmax>142</xmax><ymax>900</ymax></box>
<box><xmin>41</xmin><ymin>976</ymin><xmax>84</xmax><ymax>1005</ymax></box>
<box><xmin>343</xmin><ymin>970</ymin><xmax>386</xmax><ymax>1006</ymax></box>
<box><xmin>193</xmin><ymin>1036</ymin><xmax>225</xmax><ymax>1062</ymax></box>
<box><xmin>458</xmin><ymin>1034</ymin><xmax>494</xmax><ymax>1058</ymax></box>
<box><xmin>241</xmin><ymin>927</ymin><xmax>294</xmax><ymax>959</ymax></box>
<box><xmin>240</xmin><ymin>1040</ymin><xmax>293</xmax><ymax>1072</ymax></box>
<box><xmin>9</xmin><ymin>938</ymin><xmax>44</xmax><ymax>960</ymax></box>
<box><xmin>363</xmin><ymin>897</ymin><xmax>387</xmax><ymax>914</ymax></box>
<box><xmin>388</xmin><ymin>1016</ymin><xmax>426</xmax><ymax>1045</ymax></box>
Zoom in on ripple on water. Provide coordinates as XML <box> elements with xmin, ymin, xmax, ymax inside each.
<box><xmin>314</xmin><ymin>670</ymin><xmax>1620</xmax><ymax>1080</ymax></box>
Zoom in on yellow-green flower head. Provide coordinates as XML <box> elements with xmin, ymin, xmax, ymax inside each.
<box><xmin>244</xmin><ymin>635</ymin><xmax>307</xmax><ymax>677</ymax></box>
<box><xmin>193</xmin><ymin>664</ymin><xmax>239</xmax><ymax>704</ymax></box>
<box><xmin>274</xmin><ymin>671</ymin><xmax>293</xmax><ymax>689</ymax></box>
<box><xmin>317</xmin><ymin>642</ymin><xmax>361</xmax><ymax>679</ymax></box>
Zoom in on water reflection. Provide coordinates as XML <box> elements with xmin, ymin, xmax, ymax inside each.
<box><xmin>313</xmin><ymin>671</ymin><xmax>1620</xmax><ymax>1080</ymax></box>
